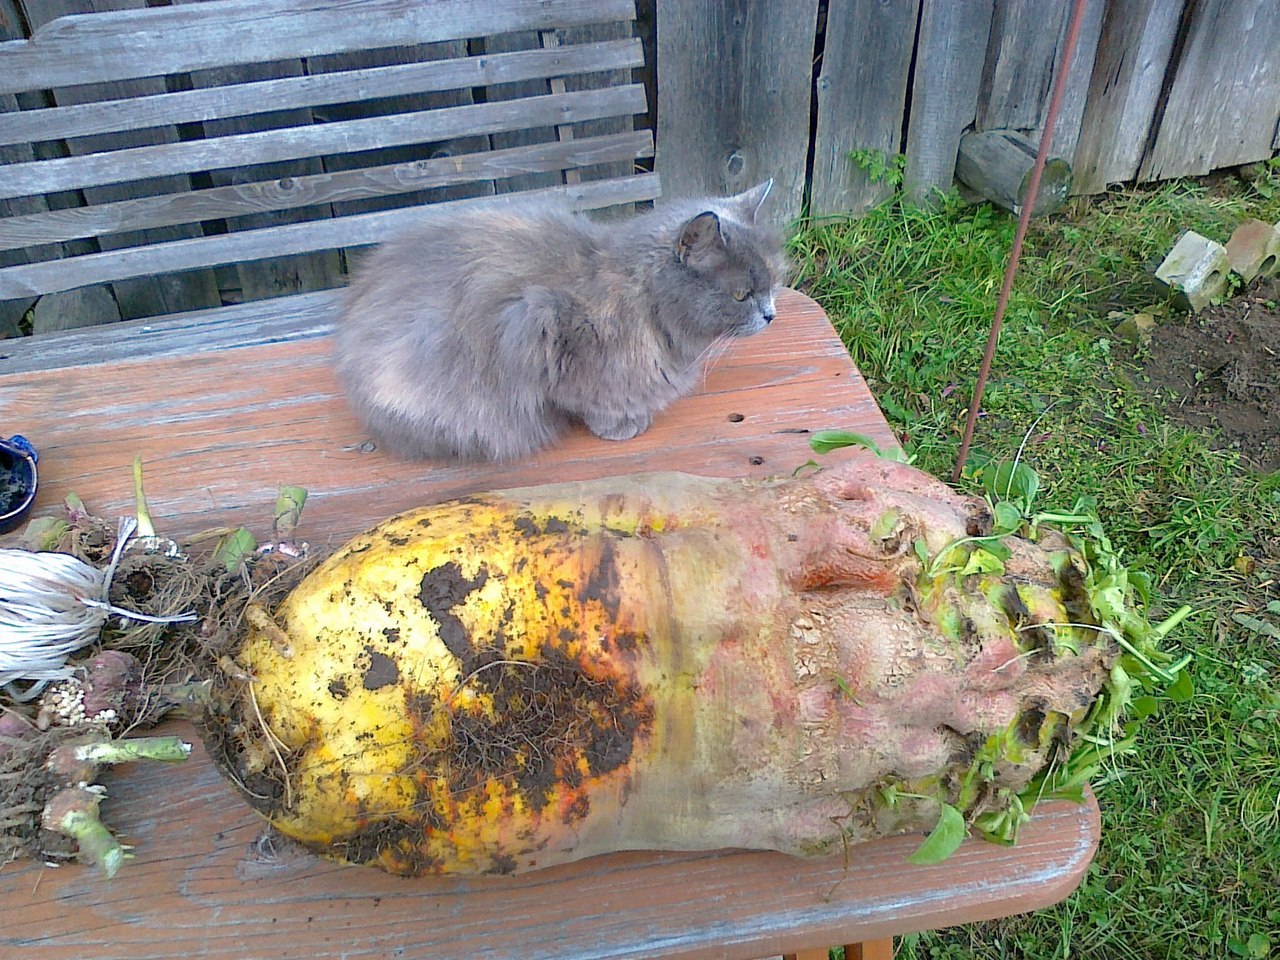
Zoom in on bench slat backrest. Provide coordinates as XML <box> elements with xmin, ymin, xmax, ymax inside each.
<box><xmin>0</xmin><ymin>0</ymin><xmax>655</xmax><ymax>320</ymax></box>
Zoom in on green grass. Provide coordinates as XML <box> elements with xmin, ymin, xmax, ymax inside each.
<box><xmin>790</xmin><ymin>169</ymin><xmax>1280</xmax><ymax>959</ymax></box>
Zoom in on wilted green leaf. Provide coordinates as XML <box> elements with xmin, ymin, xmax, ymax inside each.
<box><xmin>1233</xmin><ymin>613</ymin><xmax>1280</xmax><ymax>640</ymax></box>
<box><xmin>914</xmin><ymin>538</ymin><xmax>930</xmax><ymax>564</ymax></box>
<box><xmin>960</xmin><ymin>547</ymin><xmax>1006</xmax><ymax>577</ymax></box>
<box><xmin>273</xmin><ymin>485</ymin><xmax>309</xmax><ymax>541</ymax></box>
<box><xmin>907</xmin><ymin>803</ymin><xmax>967</xmax><ymax>865</ymax></box>
<box><xmin>214</xmin><ymin>527</ymin><xmax>257</xmax><ymax>574</ymax></box>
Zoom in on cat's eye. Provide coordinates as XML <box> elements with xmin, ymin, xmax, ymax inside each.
<box><xmin>732</xmin><ymin>289</ymin><xmax>749</xmax><ymax>302</ymax></box>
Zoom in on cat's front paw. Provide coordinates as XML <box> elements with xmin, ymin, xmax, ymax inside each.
<box><xmin>584</xmin><ymin>410</ymin><xmax>652</xmax><ymax>442</ymax></box>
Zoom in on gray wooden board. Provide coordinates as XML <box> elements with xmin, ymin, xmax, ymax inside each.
<box><xmin>1044</xmin><ymin>0</ymin><xmax>1106</xmax><ymax>166</ymax></box>
<box><xmin>0</xmin><ymin>39</ymin><xmax>643</xmax><ymax>147</ymax></box>
<box><xmin>179</xmin><ymin>53</ymin><xmax>344</xmax><ymax>303</ymax></box>
<box><xmin>487</xmin><ymin>31</ymin><xmax>563</xmax><ymax>194</ymax></box>
<box><xmin>903</xmin><ymin>0</ymin><xmax>997</xmax><ymax>206</ymax></box>
<box><xmin>1139</xmin><ymin>0</ymin><xmax>1280</xmax><ymax>181</ymax></box>
<box><xmin>0</xmin><ymin>0</ymin><xmax>637</xmax><ymax>94</ymax></box>
<box><xmin>0</xmin><ymin>0</ymin><xmax>67</xmax><ymax>330</ymax></box>
<box><xmin>0</xmin><ymin>289</ymin><xmax>341</xmax><ymax>373</ymax></box>
<box><xmin>0</xmin><ymin>132</ymin><xmax>655</xmax><ymax>252</ymax></box>
<box><xmin>559</xmin><ymin>21</ymin><xmax>638</xmax><ymax>186</ymax></box>
<box><xmin>1071</xmin><ymin>0</ymin><xmax>1182</xmax><ymax>194</ymax></box>
<box><xmin>656</xmin><ymin>0</ymin><xmax>818</xmax><ymax>226</ymax></box>
<box><xmin>0</xmin><ymin>85</ymin><xmax>648</xmax><ymax>200</ymax></box>
<box><xmin>308</xmin><ymin>41</ymin><xmax>496</xmax><ymax>218</ymax></box>
<box><xmin>0</xmin><ymin>174</ymin><xmax>663</xmax><ymax>299</ymax></box>
<box><xmin>810</xmin><ymin>0</ymin><xmax>922</xmax><ymax>216</ymax></box>
<box><xmin>20</xmin><ymin>0</ymin><xmax>221</xmax><ymax>322</ymax></box>
<box><xmin>978</xmin><ymin>0</ymin><xmax>1070</xmax><ymax>131</ymax></box>
<box><xmin>976</xmin><ymin>0</ymin><xmax>1106</xmax><ymax>169</ymax></box>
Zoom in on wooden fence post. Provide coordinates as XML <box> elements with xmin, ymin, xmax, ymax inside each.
<box><xmin>656</xmin><ymin>0</ymin><xmax>818</xmax><ymax>226</ymax></box>
<box><xmin>902</xmin><ymin>0</ymin><xmax>996</xmax><ymax>206</ymax></box>
<box><xmin>1071</xmin><ymin>0</ymin><xmax>1182</xmax><ymax>194</ymax></box>
<box><xmin>810</xmin><ymin>0</ymin><xmax>921</xmax><ymax>217</ymax></box>
<box><xmin>1138</xmin><ymin>0</ymin><xmax>1280</xmax><ymax>182</ymax></box>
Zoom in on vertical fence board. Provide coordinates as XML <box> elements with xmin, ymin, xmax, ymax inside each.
<box><xmin>20</xmin><ymin>0</ymin><xmax>221</xmax><ymax>321</ymax></box>
<box><xmin>978</xmin><ymin>0</ymin><xmax>1071</xmax><ymax>132</ymax></box>
<box><xmin>976</xmin><ymin>0</ymin><xmax>1105</xmax><ymax>166</ymax></box>
<box><xmin>810</xmin><ymin>0</ymin><xmax>921</xmax><ymax>217</ymax></box>
<box><xmin>656</xmin><ymin>0</ymin><xmax>818</xmax><ymax>225</ymax></box>
<box><xmin>1139</xmin><ymin>0</ymin><xmax>1280</xmax><ymax>181</ymax></box>
<box><xmin>1045</xmin><ymin>0</ymin><xmax>1105</xmax><ymax>164</ymax></box>
<box><xmin>1071</xmin><ymin>0</ymin><xmax>1182</xmax><ymax>194</ymax></box>
<box><xmin>903</xmin><ymin>0</ymin><xmax>996</xmax><ymax>205</ymax></box>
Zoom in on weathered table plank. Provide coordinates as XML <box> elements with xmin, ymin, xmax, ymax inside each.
<box><xmin>0</xmin><ymin>721</ymin><xmax>1099</xmax><ymax>960</ymax></box>
<box><xmin>0</xmin><ymin>289</ymin><xmax>890</xmax><ymax>544</ymax></box>
<box><xmin>0</xmin><ymin>288</ymin><xmax>1098</xmax><ymax>959</ymax></box>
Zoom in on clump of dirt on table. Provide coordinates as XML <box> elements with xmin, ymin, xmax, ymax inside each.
<box><xmin>1138</xmin><ymin>275</ymin><xmax>1280</xmax><ymax>473</ymax></box>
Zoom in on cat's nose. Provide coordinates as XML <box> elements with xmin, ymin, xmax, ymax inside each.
<box><xmin>761</xmin><ymin>307</ymin><xmax>776</xmax><ymax>325</ymax></box>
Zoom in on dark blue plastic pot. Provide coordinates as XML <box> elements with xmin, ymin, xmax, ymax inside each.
<box><xmin>0</xmin><ymin>435</ymin><xmax>38</xmax><ymax>535</ymax></box>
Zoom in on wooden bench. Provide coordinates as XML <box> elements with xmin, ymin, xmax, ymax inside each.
<box><xmin>0</xmin><ymin>3</ymin><xmax>1099</xmax><ymax>958</ymax></box>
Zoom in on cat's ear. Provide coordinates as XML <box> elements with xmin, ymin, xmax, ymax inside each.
<box><xmin>675</xmin><ymin>211</ymin><xmax>725</xmax><ymax>265</ymax></box>
<box><xmin>729</xmin><ymin>178</ymin><xmax>773</xmax><ymax>223</ymax></box>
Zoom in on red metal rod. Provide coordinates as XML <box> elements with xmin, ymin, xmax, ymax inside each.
<box><xmin>951</xmin><ymin>0</ymin><xmax>1092</xmax><ymax>482</ymax></box>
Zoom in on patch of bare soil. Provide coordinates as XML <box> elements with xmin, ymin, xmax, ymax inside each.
<box><xmin>1139</xmin><ymin>276</ymin><xmax>1280</xmax><ymax>473</ymax></box>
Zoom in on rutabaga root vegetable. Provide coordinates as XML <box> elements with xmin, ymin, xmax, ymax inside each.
<box><xmin>204</xmin><ymin>455</ymin><xmax>1128</xmax><ymax>877</ymax></box>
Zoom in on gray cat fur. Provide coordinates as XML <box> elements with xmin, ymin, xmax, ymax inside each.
<box><xmin>332</xmin><ymin>180</ymin><xmax>788</xmax><ymax>462</ymax></box>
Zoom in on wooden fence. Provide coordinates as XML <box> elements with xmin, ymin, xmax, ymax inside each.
<box><xmin>655</xmin><ymin>0</ymin><xmax>1280</xmax><ymax>224</ymax></box>
<box><xmin>2</xmin><ymin>0</ymin><xmax>1279</xmax><ymax>335</ymax></box>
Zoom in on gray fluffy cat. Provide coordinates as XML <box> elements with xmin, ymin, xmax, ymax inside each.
<box><xmin>332</xmin><ymin>179</ymin><xmax>787</xmax><ymax>462</ymax></box>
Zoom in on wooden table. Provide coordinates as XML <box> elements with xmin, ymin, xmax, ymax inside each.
<box><xmin>0</xmin><ymin>289</ymin><xmax>1099</xmax><ymax>960</ymax></box>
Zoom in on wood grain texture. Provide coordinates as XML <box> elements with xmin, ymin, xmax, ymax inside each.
<box><xmin>0</xmin><ymin>288</ymin><xmax>1097</xmax><ymax>959</ymax></box>
<box><xmin>1070</xmin><ymin>0</ymin><xmax>1182</xmax><ymax>194</ymax></box>
<box><xmin>0</xmin><ymin>289</ymin><xmax>341</xmax><ymax>373</ymax></box>
<box><xmin>1043</xmin><ymin>0</ymin><xmax>1105</xmax><ymax>165</ymax></box>
<box><xmin>174</xmin><ymin>27</ymin><xmax>343</xmax><ymax>304</ymax></box>
<box><xmin>978</xmin><ymin>0</ymin><xmax>1071</xmax><ymax>131</ymax></box>
<box><xmin>975</xmin><ymin>0</ymin><xmax>1108</xmax><ymax>163</ymax></box>
<box><xmin>558</xmin><ymin>21</ymin><xmax>639</xmax><ymax>188</ymax></box>
<box><xmin>0</xmin><ymin>725</ymin><xmax>1098</xmax><ymax>960</ymax></box>
<box><xmin>0</xmin><ymin>132</ymin><xmax>654</xmax><ymax>252</ymax></box>
<box><xmin>305</xmin><ymin>40</ymin><xmax>492</xmax><ymax>220</ymax></box>
<box><xmin>0</xmin><ymin>39</ymin><xmax>643</xmax><ymax>147</ymax></box>
<box><xmin>0</xmin><ymin>174</ymin><xmax>661</xmax><ymax>299</ymax></box>
<box><xmin>0</xmin><ymin>288</ymin><xmax>890</xmax><ymax>541</ymax></box>
<box><xmin>19</xmin><ymin>0</ymin><xmax>222</xmax><ymax>321</ymax></box>
<box><xmin>486</xmin><ymin>30</ymin><xmax>564</xmax><ymax>195</ymax></box>
<box><xmin>0</xmin><ymin>0</ymin><xmax>636</xmax><ymax>94</ymax></box>
<box><xmin>656</xmin><ymin>0</ymin><xmax>818</xmax><ymax>225</ymax></box>
<box><xmin>1138</xmin><ymin>0</ymin><xmax>1280</xmax><ymax>181</ymax></box>
<box><xmin>0</xmin><ymin>85</ymin><xmax>648</xmax><ymax>201</ymax></box>
<box><xmin>903</xmin><ymin>0</ymin><xmax>996</xmax><ymax>206</ymax></box>
<box><xmin>810</xmin><ymin>0</ymin><xmax>921</xmax><ymax>216</ymax></box>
